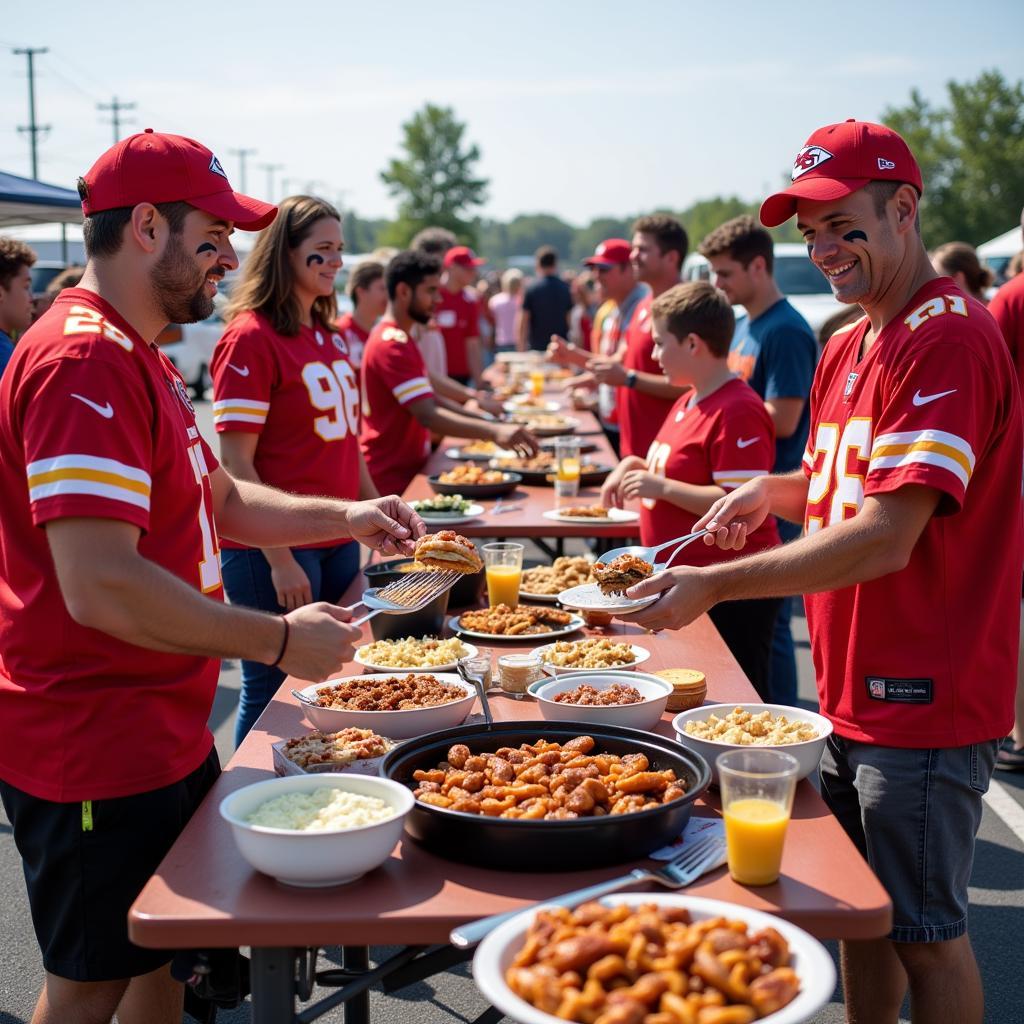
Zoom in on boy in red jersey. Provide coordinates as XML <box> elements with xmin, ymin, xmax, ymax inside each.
<box><xmin>436</xmin><ymin>245</ymin><xmax>485</xmax><ymax>385</ymax></box>
<box><xmin>590</xmin><ymin>216</ymin><xmax>690</xmax><ymax>457</ymax></box>
<box><xmin>360</xmin><ymin>250</ymin><xmax>537</xmax><ymax>495</ymax></box>
<box><xmin>0</xmin><ymin>132</ymin><xmax>423</xmax><ymax>1024</ymax></box>
<box><xmin>601</xmin><ymin>281</ymin><xmax>780</xmax><ymax>694</ymax></box>
<box><xmin>623</xmin><ymin>121</ymin><xmax>1022</xmax><ymax>1024</ymax></box>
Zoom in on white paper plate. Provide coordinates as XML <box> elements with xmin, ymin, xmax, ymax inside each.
<box><xmin>511</xmin><ymin>416</ymin><xmax>580</xmax><ymax>436</ymax></box>
<box><xmin>412</xmin><ymin>503</ymin><xmax>485</xmax><ymax>525</ymax></box>
<box><xmin>444</xmin><ymin>446</ymin><xmax>508</xmax><ymax>462</ymax></box>
<box><xmin>542</xmin><ymin>507</ymin><xmax>640</xmax><ymax>526</ymax></box>
<box><xmin>503</xmin><ymin>399</ymin><xmax>561</xmax><ymax>415</ymax></box>
<box><xmin>353</xmin><ymin>639</ymin><xmax>479</xmax><ymax>673</ymax></box>
<box><xmin>557</xmin><ymin>582</ymin><xmax>658</xmax><ymax>614</ymax></box>
<box><xmin>517</xmin><ymin>589</ymin><xmax>560</xmax><ymax>604</ymax></box>
<box><xmin>448</xmin><ymin>613</ymin><xmax>584</xmax><ymax>641</ymax></box>
<box><xmin>534</xmin><ymin>641</ymin><xmax>651</xmax><ymax>672</ymax></box>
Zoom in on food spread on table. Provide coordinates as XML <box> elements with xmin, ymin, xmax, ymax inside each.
<box><xmin>558</xmin><ymin>504</ymin><xmax>611</xmax><ymax>518</ymax></box>
<box><xmin>438</xmin><ymin>464</ymin><xmax>507</xmax><ymax>486</ymax></box>
<box><xmin>410</xmin><ymin>495</ymin><xmax>473</xmax><ymax>515</ymax></box>
<box><xmin>246</xmin><ymin>788</ymin><xmax>397</xmax><ymax>832</ymax></box>
<box><xmin>279</xmin><ymin>729</ymin><xmax>395</xmax><ymax>770</ymax></box>
<box><xmin>684</xmin><ymin>707</ymin><xmax>820</xmax><ymax>745</ymax></box>
<box><xmin>506</xmin><ymin>901</ymin><xmax>801</xmax><ymax>1020</ymax></box>
<box><xmin>411</xmin><ymin>735</ymin><xmax>688</xmax><ymax>817</ymax></box>
<box><xmin>542</xmin><ymin>638</ymin><xmax>637</xmax><ymax>669</ymax></box>
<box><xmin>413</xmin><ymin>531</ymin><xmax>483</xmax><ymax>574</ymax></box>
<box><xmin>551</xmin><ymin>682</ymin><xmax>643</xmax><ymax>705</ymax></box>
<box><xmin>460</xmin><ymin>439</ymin><xmax>498</xmax><ymax>456</ymax></box>
<box><xmin>313</xmin><ymin>674</ymin><xmax>468</xmax><ymax>711</ymax></box>
<box><xmin>458</xmin><ymin>604</ymin><xmax>575</xmax><ymax>636</ymax></box>
<box><xmin>593</xmin><ymin>553</ymin><xmax>655</xmax><ymax>595</ymax></box>
<box><xmin>356</xmin><ymin>636</ymin><xmax>470</xmax><ymax>669</ymax></box>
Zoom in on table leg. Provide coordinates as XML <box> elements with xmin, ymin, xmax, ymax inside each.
<box><xmin>343</xmin><ymin>946</ymin><xmax>370</xmax><ymax>1024</ymax></box>
<box><xmin>251</xmin><ymin>946</ymin><xmax>297</xmax><ymax>1024</ymax></box>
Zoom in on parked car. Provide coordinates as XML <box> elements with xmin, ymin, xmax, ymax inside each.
<box><xmin>682</xmin><ymin>243</ymin><xmax>843</xmax><ymax>334</ymax></box>
<box><xmin>157</xmin><ymin>311</ymin><xmax>223</xmax><ymax>395</ymax></box>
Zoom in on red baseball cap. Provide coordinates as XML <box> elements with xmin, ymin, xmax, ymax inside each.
<box><xmin>583</xmin><ymin>238</ymin><xmax>632</xmax><ymax>267</ymax></box>
<box><xmin>760</xmin><ymin>119</ymin><xmax>923</xmax><ymax>228</ymax></box>
<box><xmin>78</xmin><ymin>129</ymin><xmax>277</xmax><ymax>231</ymax></box>
<box><xmin>444</xmin><ymin>245</ymin><xmax>486</xmax><ymax>268</ymax></box>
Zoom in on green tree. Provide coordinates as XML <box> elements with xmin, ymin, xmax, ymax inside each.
<box><xmin>379</xmin><ymin>104</ymin><xmax>489</xmax><ymax>248</ymax></box>
<box><xmin>506</xmin><ymin>214</ymin><xmax>576</xmax><ymax>260</ymax></box>
<box><xmin>884</xmin><ymin>70</ymin><xmax>1024</xmax><ymax>247</ymax></box>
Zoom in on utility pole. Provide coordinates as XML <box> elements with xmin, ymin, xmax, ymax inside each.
<box><xmin>258</xmin><ymin>162</ymin><xmax>284</xmax><ymax>200</ymax></box>
<box><xmin>13</xmin><ymin>47</ymin><xmax>50</xmax><ymax>179</ymax></box>
<box><xmin>229</xmin><ymin>147</ymin><xmax>257</xmax><ymax>193</ymax></box>
<box><xmin>98</xmin><ymin>96</ymin><xmax>136</xmax><ymax>143</ymax></box>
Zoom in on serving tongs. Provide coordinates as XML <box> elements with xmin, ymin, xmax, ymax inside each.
<box><xmin>344</xmin><ymin>569</ymin><xmax>462</xmax><ymax>627</ymax></box>
<box><xmin>599</xmin><ymin>529</ymin><xmax>711</xmax><ymax>573</ymax></box>
<box><xmin>457</xmin><ymin>659</ymin><xmax>494</xmax><ymax>728</ymax></box>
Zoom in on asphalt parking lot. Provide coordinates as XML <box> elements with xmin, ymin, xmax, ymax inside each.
<box><xmin>1</xmin><ymin>396</ymin><xmax>1022</xmax><ymax>1023</ymax></box>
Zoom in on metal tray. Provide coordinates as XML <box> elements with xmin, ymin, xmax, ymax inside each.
<box><xmin>379</xmin><ymin>720</ymin><xmax>710</xmax><ymax>871</ymax></box>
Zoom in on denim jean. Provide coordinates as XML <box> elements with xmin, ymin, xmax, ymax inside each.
<box><xmin>220</xmin><ymin>543</ymin><xmax>360</xmax><ymax>746</ymax></box>
<box><xmin>769</xmin><ymin>518</ymin><xmax>802</xmax><ymax>705</ymax></box>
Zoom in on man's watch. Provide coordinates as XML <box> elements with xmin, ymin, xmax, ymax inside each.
<box><xmin>625</xmin><ymin>370</ymin><xmax>638</xmax><ymax>389</ymax></box>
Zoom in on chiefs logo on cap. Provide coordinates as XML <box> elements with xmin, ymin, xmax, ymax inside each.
<box><xmin>792</xmin><ymin>146</ymin><xmax>833</xmax><ymax>180</ymax></box>
<box><xmin>209</xmin><ymin>154</ymin><xmax>228</xmax><ymax>180</ymax></box>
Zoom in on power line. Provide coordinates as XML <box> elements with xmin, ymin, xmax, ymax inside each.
<box><xmin>228</xmin><ymin>147</ymin><xmax>257</xmax><ymax>193</ymax></box>
<box><xmin>97</xmin><ymin>96</ymin><xmax>137</xmax><ymax>144</ymax></box>
<box><xmin>12</xmin><ymin>46</ymin><xmax>50</xmax><ymax>178</ymax></box>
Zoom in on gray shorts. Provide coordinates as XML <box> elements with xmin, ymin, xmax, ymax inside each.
<box><xmin>819</xmin><ymin>735</ymin><xmax>998</xmax><ymax>944</ymax></box>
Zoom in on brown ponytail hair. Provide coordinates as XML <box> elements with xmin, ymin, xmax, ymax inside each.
<box><xmin>931</xmin><ymin>242</ymin><xmax>994</xmax><ymax>300</ymax></box>
<box><xmin>227</xmin><ymin>195</ymin><xmax>340</xmax><ymax>335</ymax></box>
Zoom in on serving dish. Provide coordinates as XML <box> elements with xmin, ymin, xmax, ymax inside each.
<box><xmin>488</xmin><ymin>458</ymin><xmax>613</xmax><ymax>488</ymax></box>
<box><xmin>219</xmin><ymin>773</ymin><xmax>413</xmax><ymax>887</ymax></box>
<box><xmin>295</xmin><ymin>673</ymin><xmax>476</xmax><ymax>739</ymax></box>
<box><xmin>509</xmin><ymin>415</ymin><xmax>580</xmax><ymax>437</ymax></box>
<box><xmin>542</xmin><ymin>508</ymin><xmax>640</xmax><ymax>525</ymax></box>
<box><xmin>556</xmin><ymin>582</ymin><xmax>658</xmax><ymax>615</ymax></box>
<box><xmin>472</xmin><ymin>892</ymin><xmax>836</xmax><ymax>1024</ymax></box>
<box><xmin>532</xmin><ymin>643</ymin><xmax>651</xmax><ymax>673</ymax></box>
<box><xmin>379</xmin><ymin>721</ymin><xmax>711</xmax><ymax>870</ymax></box>
<box><xmin>429</xmin><ymin>472</ymin><xmax>522</xmax><ymax>498</ymax></box>
<box><xmin>539</xmin><ymin>437</ymin><xmax>598</xmax><ymax>455</ymax></box>
<box><xmin>353</xmin><ymin>638</ymin><xmax>479</xmax><ymax>674</ymax></box>
<box><xmin>673</xmin><ymin>702</ymin><xmax>833</xmax><ymax>783</ymax></box>
<box><xmin>528</xmin><ymin>671</ymin><xmax>669</xmax><ymax>730</ymax></box>
<box><xmin>448</xmin><ymin>611</ymin><xmax>585</xmax><ymax>641</ymax></box>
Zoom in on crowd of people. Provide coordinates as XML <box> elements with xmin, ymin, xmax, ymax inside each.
<box><xmin>0</xmin><ymin>117</ymin><xmax>1022</xmax><ymax>1024</ymax></box>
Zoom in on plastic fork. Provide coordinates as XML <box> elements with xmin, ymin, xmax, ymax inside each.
<box><xmin>598</xmin><ymin>529</ymin><xmax>711</xmax><ymax>572</ymax></box>
<box><xmin>343</xmin><ymin>569</ymin><xmax>461</xmax><ymax>627</ymax></box>
<box><xmin>449</xmin><ymin>833</ymin><xmax>727</xmax><ymax>949</ymax></box>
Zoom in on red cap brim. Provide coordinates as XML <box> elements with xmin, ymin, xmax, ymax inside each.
<box><xmin>189</xmin><ymin>189</ymin><xmax>278</xmax><ymax>232</ymax></box>
<box><xmin>759</xmin><ymin>176</ymin><xmax>870</xmax><ymax>227</ymax></box>
<box><xmin>583</xmin><ymin>257</ymin><xmax>622</xmax><ymax>267</ymax></box>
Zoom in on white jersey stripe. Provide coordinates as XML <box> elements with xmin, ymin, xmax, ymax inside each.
<box><xmin>26</xmin><ymin>454</ymin><xmax>151</xmax><ymax>486</ymax></box>
<box><xmin>212</xmin><ymin>398</ymin><xmax>271</xmax><ymax>412</ymax></box>
<box><xmin>29</xmin><ymin>479</ymin><xmax>150</xmax><ymax>510</ymax></box>
<box><xmin>872</xmin><ymin>429</ymin><xmax>976</xmax><ymax>469</ymax></box>
<box><xmin>214</xmin><ymin>412</ymin><xmax>268</xmax><ymax>425</ymax></box>
<box><xmin>869</xmin><ymin>450</ymin><xmax>969</xmax><ymax>490</ymax></box>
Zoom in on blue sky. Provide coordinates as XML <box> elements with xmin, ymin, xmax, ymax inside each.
<box><xmin>1</xmin><ymin>1</ymin><xmax>1021</xmax><ymax>225</ymax></box>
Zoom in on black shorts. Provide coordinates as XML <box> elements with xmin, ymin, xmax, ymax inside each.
<box><xmin>708</xmin><ymin>597</ymin><xmax>782</xmax><ymax>701</ymax></box>
<box><xmin>0</xmin><ymin>745</ymin><xmax>220</xmax><ymax>981</ymax></box>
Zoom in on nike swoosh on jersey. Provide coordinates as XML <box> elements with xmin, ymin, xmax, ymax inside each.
<box><xmin>228</xmin><ymin>363</ymin><xmax>250</xmax><ymax>377</ymax></box>
<box><xmin>912</xmin><ymin>388</ymin><xmax>957</xmax><ymax>407</ymax></box>
<box><xmin>736</xmin><ymin>437</ymin><xmax>758</xmax><ymax>448</ymax></box>
<box><xmin>71</xmin><ymin>394</ymin><xmax>114</xmax><ymax>419</ymax></box>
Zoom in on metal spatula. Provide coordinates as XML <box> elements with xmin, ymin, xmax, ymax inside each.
<box><xmin>344</xmin><ymin>569</ymin><xmax>461</xmax><ymax>627</ymax></box>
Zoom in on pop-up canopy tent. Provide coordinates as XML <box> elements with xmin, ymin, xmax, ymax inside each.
<box><xmin>0</xmin><ymin>169</ymin><xmax>82</xmax><ymax>229</ymax></box>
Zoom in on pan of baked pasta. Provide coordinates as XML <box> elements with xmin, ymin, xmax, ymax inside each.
<box><xmin>379</xmin><ymin>721</ymin><xmax>711</xmax><ymax>870</ymax></box>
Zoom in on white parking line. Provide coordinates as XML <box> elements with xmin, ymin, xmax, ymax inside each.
<box><xmin>983</xmin><ymin>779</ymin><xmax>1024</xmax><ymax>845</ymax></box>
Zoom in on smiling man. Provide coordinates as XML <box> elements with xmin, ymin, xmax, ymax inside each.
<box><xmin>0</xmin><ymin>131</ymin><xmax>423</xmax><ymax>1024</ymax></box>
<box><xmin>622</xmin><ymin>120</ymin><xmax>1022</xmax><ymax>1023</ymax></box>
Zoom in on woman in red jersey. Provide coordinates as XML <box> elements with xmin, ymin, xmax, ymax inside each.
<box><xmin>211</xmin><ymin>195</ymin><xmax>377</xmax><ymax>744</ymax></box>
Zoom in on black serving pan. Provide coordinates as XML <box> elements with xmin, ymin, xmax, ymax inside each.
<box><xmin>540</xmin><ymin>437</ymin><xmax>598</xmax><ymax>455</ymax></box>
<box><xmin>428</xmin><ymin>472</ymin><xmax>522</xmax><ymax>498</ymax></box>
<box><xmin>379</xmin><ymin>720</ymin><xmax>711</xmax><ymax>871</ymax></box>
<box><xmin>489</xmin><ymin>460</ymin><xmax>613</xmax><ymax>487</ymax></box>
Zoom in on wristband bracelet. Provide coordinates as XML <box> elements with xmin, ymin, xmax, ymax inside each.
<box><xmin>270</xmin><ymin>615</ymin><xmax>290</xmax><ymax>667</ymax></box>
<box><xmin>625</xmin><ymin>370</ymin><xmax>638</xmax><ymax>389</ymax></box>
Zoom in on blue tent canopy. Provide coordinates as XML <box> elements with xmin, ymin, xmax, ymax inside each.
<box><xmin>0</xmin><ymin>169</ymin><xmax>82</xmax><ymax>228</ymax></box>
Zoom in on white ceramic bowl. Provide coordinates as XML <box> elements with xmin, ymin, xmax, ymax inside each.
<box><xmin>219</xmin><ymin>773</ymin><xmax>413</xmax><ymax>887</ymax></box>
<box><xmin>528</xmin><ymin>671</ymin><xmax>672</xmax><ymax>731</ymax></box>
<box><xmin>473</xmin><ymin>892</ymin><xmax>836</xmax><ymax>1024</ymax></box>
<box><xmin>672</xmin><ymin>702</ymin><xmax>833</xmax><ymax>783</ymax></box>
<box><xmin>297</xmin><ymin>673</ymin><xmax>476</xmax><ymax>739</ymax></box>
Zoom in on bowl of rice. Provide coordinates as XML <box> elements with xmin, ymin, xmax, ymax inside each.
<box><xmin>672</xmin><ymin>703</ymin><xmax>832</xmax><ymax>783</ymax></box>
<box><xmin>219</xmin><ymin>773</ymin><xmax>414</xmax><ymax>886</ymax></box>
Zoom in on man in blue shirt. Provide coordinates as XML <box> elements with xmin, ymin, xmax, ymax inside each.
<box><xmin>699</xmin><ymin>216</ymin><xmax>818</xmax><ymax>703</ymax></box>
<box><xmin>0</xmin><ymin>238</ymin><xmax>37</xmax><ymax>379</ymax></box>
<box><xmin>519</xmin><ymin>245</ymin><xmax>572</xmax><ymax>351</ymax></box>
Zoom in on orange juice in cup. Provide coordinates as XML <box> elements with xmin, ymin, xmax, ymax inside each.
<box><xmin>554</xmin><ymin>437</ymin><xmax>581</xmax><ymax>501</ymax></box>
<box><xmin>482</xmin><ymin>542</ymin><xmax>524</xmax><ymax>607</ymax></box>
<box><xmin>529</xmin><ymin>369</ymin><xmax>545</xmax><ymax>397</ymax></box>
<box><xmin>718</xmin><ymin>749</ymin><xmax>799</xmax><ymax>886</ymax></box>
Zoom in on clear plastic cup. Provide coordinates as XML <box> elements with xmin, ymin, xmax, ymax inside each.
<box><xmin>718</xmin><ymin>748</ymin><xmax>800</xmax><ymax>886</ymax></box>
<box><xmin>482</xmin><ymin>542</ymin><xmax>524</xmax><ymax>608</ymax></box>
<box><xmin>554</xmin><ymin>436</ymin><xmax>581</xmax><ymax>502</ymax></box>
<box><xmin>459</xmin><ymin>649</ymin><xmax>494</xmax><ymax>691</ymax></box>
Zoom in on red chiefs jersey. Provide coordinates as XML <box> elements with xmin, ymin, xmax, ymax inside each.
<box><xmin>334</xmin><ymin>311</ymin><xmax>370</xmax><ymax>373</ymax></box>
<box><xmin>617</xmin><ymin>295</ymin><xmax>678</xmax><ymax>456</ymax></box>
<box><xmin>641</xmin><ymin>378</ymin><xmax>779</xmax><ymax>565</ymax></box>
<box><xmin>436</xmin><ymin>285</ymin><xmax>479</xmax><ymax>378</ymax></box>
<box><xmin>0</xmin><ymin>289</ymin><xmax>222</xmax><ymax>802</ymax></box>
<box><xmin>803</xmin><ymin>278</ymin><xmax>1023</xmax><ymax>748</ymax></box>
<box><xmin>989</xmin><ymin>272</ymin><xmax>1024</xmax><ymax>396</ymax></box>
<box><xmin>359</xmin><ymin>319</ymin><xmax>434</xmax><ymax>495</ymax></box>
<box><xmin>211</xmin><ymin>310</ymin><xmax>360</xmax><ymax>549</ymax></box>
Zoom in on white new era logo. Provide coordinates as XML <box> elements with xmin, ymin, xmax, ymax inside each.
<box><xmin>209</xmin><ymin>155</ymin><xmax>228</xmax><ymax>179</ymax></box>
<box><xmin>878</xmin><ymin>157</ymin><xmax>896</xmax><ymax>171</ymax></box>
<box><xmin>792</xmin><ymin>145</ymin><xmax>834</xmax><ymax>180</ymax></box>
